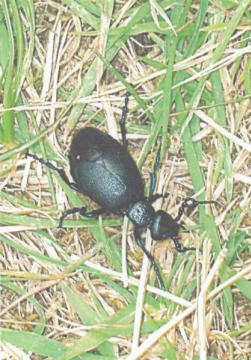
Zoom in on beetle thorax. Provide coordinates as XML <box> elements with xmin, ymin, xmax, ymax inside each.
<box><xmin>126</xmin><ymin>200</ymin><xmax>155</xmax><ymax>227</ymax></box>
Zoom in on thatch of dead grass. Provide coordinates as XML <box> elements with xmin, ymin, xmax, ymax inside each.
<box><xmin>0</xmin><ymin>1</ymin><xmax>251</xmax><ymax>359</ymax></box>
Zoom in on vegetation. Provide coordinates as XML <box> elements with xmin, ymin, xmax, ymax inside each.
<box><xmin>0</xmin><ymin>1</ymin><xmax>250</xmax><ymax>359</ymax></box>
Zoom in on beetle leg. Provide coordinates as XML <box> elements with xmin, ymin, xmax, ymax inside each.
<box><xmin>119</xmin><ymin>91</ymin><xmax>130</xmax><ymax>148</ymax></box>
<box><xmin>82</xmin><ymin>208</ymin><xmax>107</xmax><ymax>218</ymax></box>
<box><xmin>172</xmin><ymin>235</ymin><xmax>195</xmax><ymax>252</ymax></box>
<box><xmin>134</xmin><ymin>227</ymin><xmax>165</xmax><ymax>289</ymax></box>
<box><xmin>147</xmin><ymin>192</ymin><xmax>169</xmax><ymax>204</ymax></box>
<box><xmin>59</xmin><ymin>207</ymin><xmax>86</xmax><ymax>227</ymax></box>
<box><xmin>59</xmin><ymin>207</ymin><xmax>107</xmax><ymax>227</ymax></box>
<box><xmin>27</xmin><ymin>153</ymin><xmax>81</xmax><ymax>193</ymax></box>
<box><xmin>149</xmin><ymin>145</ymin><xmax>161</xmax><ymax>196</ymax></box>
<box><xmin>175</xmin><ymin>197</ymin><xmax>217</xmax><ymax>222</ymax></box>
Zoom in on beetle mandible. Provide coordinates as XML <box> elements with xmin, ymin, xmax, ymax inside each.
<box><xmin>28</xmin><ymin>93</ymin><xmax>215</xmax><ymax>288</ymax></box>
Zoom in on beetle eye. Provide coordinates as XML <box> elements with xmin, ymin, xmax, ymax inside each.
<box><xmin>76</xmin><ymin>154</ymin><xmax>81</xmax><ymax>160</ymax></box>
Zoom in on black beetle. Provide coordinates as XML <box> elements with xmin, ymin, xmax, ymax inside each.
<box><xmin>27</xmin><ymin>94</ymin><xmax>215</xmax><ymax>288</ymax></box>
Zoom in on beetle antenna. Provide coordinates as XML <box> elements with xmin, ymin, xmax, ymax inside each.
<box><xmin>172</xmin><ymin>235</ymin><xmax>195</xmax><ymax>252</ymax></box>
<box><xmin>175</xmin><ymin>197</ymin><xmax>216</xmax><ymax>222</ymax></box>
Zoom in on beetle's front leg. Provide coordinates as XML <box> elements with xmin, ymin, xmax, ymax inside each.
<box><xmin>134</xmin><ymin>227</ymin><xmax>165</xmax><ymax>289</ymax></box>
<box><xmin>59</xmin><ymin>207</ymin><xmax>107</xmax><ymax>227</ymax></box>
<box><xmin>147</xmin><ymin>192</ymin><xmax>169</xmax><ymax>204</ymax></box>
<box><xmin>27</xmin><ymin>153</ymin><xmax>81</xmax><ymax>193</ymax></box>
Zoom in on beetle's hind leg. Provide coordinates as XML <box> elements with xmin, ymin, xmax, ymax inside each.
<box><xmin>119</xmin><ymin>92</ymin><xmax>130</xmax><ymax>148</ymax></box>
<box><xmin>59</xmin><ymin>207</ymin><xmax>107</xmax><ymax>227</ymax></box>
<box><xmin>134</xmin><ymin>227</ymin><xmax>165</xmax><ymax>289</ymax></box>
<box><xmin>175</xmin><ymin>197</ymin><xmax>217</xmax><ymax>222</ymax></box>
<box><xmin>27</xmin><ymin>153</ymin><xmax>81</xmax><ymax>193</ymax></box>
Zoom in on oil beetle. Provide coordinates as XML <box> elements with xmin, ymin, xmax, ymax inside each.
<box><xmin>27</xmin><ymin>93</ymin><xmax>215</xmax><ymax>288</ymax></box>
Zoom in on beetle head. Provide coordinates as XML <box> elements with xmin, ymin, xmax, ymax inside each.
<box><xmin>150</xmin><ymin>210</ymin><xmax>180</xmax><ymax>241</ymax></box>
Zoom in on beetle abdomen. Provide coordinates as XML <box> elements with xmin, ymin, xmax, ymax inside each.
<box><xmin>69</xmin><ymin>128</ymin><xmax>144</xmax><ymax>210</ymax></box>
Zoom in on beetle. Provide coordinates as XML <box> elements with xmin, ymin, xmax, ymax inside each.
<box><xmin>27</xmin><ymin>94</ymin><xmax>215</xmax><ymax>288</ymax></box>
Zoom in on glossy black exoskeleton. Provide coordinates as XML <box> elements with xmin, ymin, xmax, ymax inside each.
<box><xmin>27</xmin><ymin>94</ymin><xmax>215</xmax><ymax>288</ymax></box>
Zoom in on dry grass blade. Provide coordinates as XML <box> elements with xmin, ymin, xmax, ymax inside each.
<box><xmin>0</xmin><ymin>1</ymin><xmax>250</xmax><ymax>359</ymax></box>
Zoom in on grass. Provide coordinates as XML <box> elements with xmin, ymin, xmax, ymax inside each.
<box><xmin>0</xmin><ymin>0</ymin><xmax>251</xmax><ymax>359</ymax></box>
